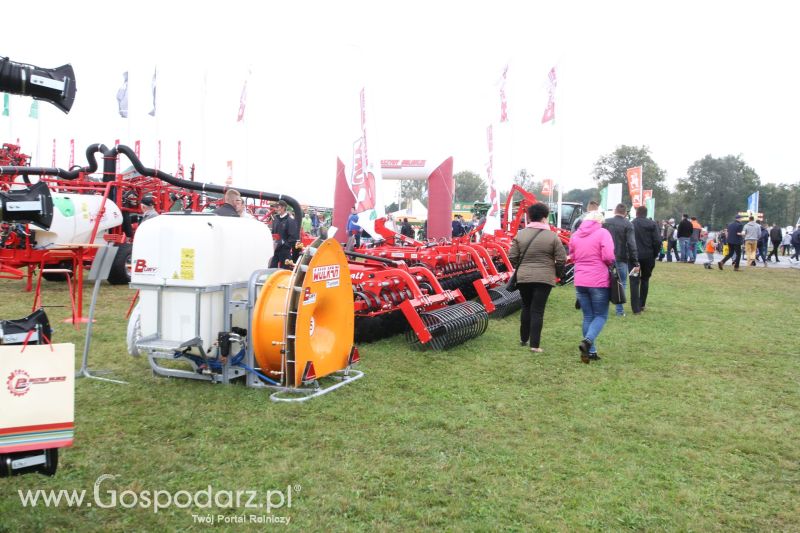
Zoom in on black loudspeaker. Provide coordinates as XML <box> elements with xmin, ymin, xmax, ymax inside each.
<box><xmin>0</xmin><ymin>181</ymin><xmax>54</xmax><ymax>229</ymax></box>
<box><xmin>0</xmin><ymin>56</ymin><xmax>76</xmax><ymax>113</ymax></box>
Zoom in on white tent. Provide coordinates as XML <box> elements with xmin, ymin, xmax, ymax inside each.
<box><xmin>389</xmin><ymin>199</ymin><xmax>428</xmax><ymax>222</ymax></box>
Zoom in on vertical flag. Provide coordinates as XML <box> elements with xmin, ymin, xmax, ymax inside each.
<box><xmin>156</xmin><ymin>140</ymin><xmax>161</xmax><ymax>172</ymax></box>
<box><xmin>645</xmin><ymin>197</ymin><xmax>656</xmax><ymax>219</ymax></box>
<box><xmin>51</xmin><ymin>139</ymin><xmax>57</xmax><ymax>167</ymax></box>
<box><xmin>69</xmin><ymin>139</ymin><xmax>74</xmax><ymax>168</ymax></box>
<box><xmin>499</xmin><ymin>65</ymin><xmax>509</xmax><ymax>123</ymax></box>
<box><xmin>541</xmin><ymin>67</ymin><xmax>557</xmax><ymax>124</ymax></box>
<box><xmin>599</xmin><ymin>186</ymin><xmax>608</xmax><ymax>211</ymax></box>
<box><xmin>541</xmin><ymin>179</ymin><xmax>554</xmax><ymax>197</ymax></box>
<box><xmin>29</xmin><ymin>100</ymin><xmax>39</xmax><ymax>119</ymax></box>
<box><xmin>237</xmin><ymin>73</ymin><xmax>249</xmax><ymax>122</ymax></box>
<box><xmin>626</xmin><ymin>166</ymin><xmax>643</xmax><ymax>208</ymax></box>
<box><xmin>747</xmin><ymin>191</ymin><xmax>759</xmax><ymax>213</ymax></box>
<box><xmin>2</xmin><ymin>93</ymin><xmax>9</xmax><ymax>116</ymax></box>
<box><xmin>483</xmin><ymin>125</ymin><xmax>501</xmax><ymax>234</ymax></box>
<box><xmin>607</xmin><ymin>183</ymin><xmax>623</xmax><ymax>210</ymax></box>
<box><xmin>350</xmin><ymin>87</ymin><xmax>382</xmax><ymax>236</ymax></box>
<box><xmin>134</xmin><ymin>140</ymin><xmax>140</xmax><ymax>158</ymax></box>
<box><xmin>226</xmin><ymin>160</ymin><xmax>234</xmax><ymax>185</ymax></box>
<box><xmin>148</xmin><ymin>67</ymin><xmax>157</xmax><ymax>117</ymax></box>
<box><xmin>642</xmin><ymin>189</ymin><xmax>653</xmax><ymax>203</ymax></box>
<box><xmin>116</xmin><ymin>72</ymin><xmax>129</xmax><ymax>118</ymax></box>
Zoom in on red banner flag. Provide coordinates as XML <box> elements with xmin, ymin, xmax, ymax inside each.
<box><xmin>642</xmin><ymin>189</ymin><xmax>653</xmax><ymax>203</ymax></box>
<box><xmin>626</xmin><ymin>166</ymin><xmax>643</xmax><ymax>208</ymax></box>
<box><xmin>69</xmin><ymin>139</ymin><xmax>74</xmax><ymax>168</ymax></box>
<box><xmin>541</xmin><ymin>179</ymin><xmax>553</xmax><ymax>196</ymax></box>
<box><xmin>541</xmin><ymin>67</ymin><xmax>557</xmax><ymax>124</ymax></box>
<box><xmin>499</xmin><ymin>65</ymin><xmax>508</xmax><ymax>123</ymax></box>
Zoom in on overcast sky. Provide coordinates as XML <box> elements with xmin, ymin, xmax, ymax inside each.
<box><xmin>2</xmin><ymin>0</ymin><xmax>798</xmax><ymax>206</ymax></box>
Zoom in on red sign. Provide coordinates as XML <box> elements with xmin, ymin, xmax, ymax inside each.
<box><xmin>541</xmin><ymin>179</ymin><xmax>553</xmax><ymax>196</ymax></box>
<box><xmin>626</xmin><ymin>166</ymin><xmax>643</xmax><ymax>208</ymax></box>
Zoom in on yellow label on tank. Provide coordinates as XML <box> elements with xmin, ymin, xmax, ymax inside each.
<box><xmin>180</xmin><ymin>248</ymin><xmax>195</xmax><ymax>280</ymax></box>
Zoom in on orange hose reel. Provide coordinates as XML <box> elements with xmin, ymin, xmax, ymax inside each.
<box><xmin>251</xmin><ymin>238</ymin><xmax>354</xmax><ymax>387</ymax></box>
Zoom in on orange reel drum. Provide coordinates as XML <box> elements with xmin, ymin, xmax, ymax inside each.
<box><xmin>251</xmin><ymin>238</ymin><xmax>354</xmax><ymax>387</ymax></box>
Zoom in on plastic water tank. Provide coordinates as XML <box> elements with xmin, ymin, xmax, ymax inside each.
<box><xmin>132</xmin><ymin>213</ymin><xmax>274</xmax><ymax>352</ymax></box>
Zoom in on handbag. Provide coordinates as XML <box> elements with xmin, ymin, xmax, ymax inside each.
<box><xmin>506</xmin><ymin>229</ymin><xmax>544</xmax><ymax>292</ymax></box>
<box><xmin>608</xmin><ymin>264</ymin><xmax>626</xmax><ymax>304</ymax></box>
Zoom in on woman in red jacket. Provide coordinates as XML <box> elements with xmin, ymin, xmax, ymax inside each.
<box><xmin>568</xmin><ymin>211</ymin><xmax>616</xmax><ymax>363</ymax></box>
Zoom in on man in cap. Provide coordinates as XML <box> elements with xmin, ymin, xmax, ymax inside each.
<box><xmin>140</xmin><ymin>196</ymin><xmax>158</xmax><ymax>223</ymax></box>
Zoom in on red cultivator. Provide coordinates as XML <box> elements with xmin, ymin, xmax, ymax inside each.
<box><xmin>346</xmin><ymin>250</ymin><xmax>489</xmax><ymax>350</ymax></box>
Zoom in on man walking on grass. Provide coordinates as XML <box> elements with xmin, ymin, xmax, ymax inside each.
<box><xmin>719</xmin><ymin>217</ymin><xmax>744</xmax><ymax>271</ymax></box>
<box><xmin>604</xmin><ymin>204</ymin><xmax>638</xmax><ymax>317</ymax></box>
<box><xmin>677</xmin><ymin>214</ymin><xmax>694</xmax><ymax>263</ymax></box>
<box><xmin>631</xmin><ymin>206</ymin><xmax>660</xmax><ymax>314</ymax></box>
<box><xmin>742</xmin><ymin>216</ymin><xmax>761</xmax><ymax>267</ymax></box>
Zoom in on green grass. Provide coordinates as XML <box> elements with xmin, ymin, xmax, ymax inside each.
<box><xmin>1</xmin><ymin>264</ymin><xmax>799</xmax><ymax>532</ymax></box>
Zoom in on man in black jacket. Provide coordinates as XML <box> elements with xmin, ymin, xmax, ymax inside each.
<box><xmin>603</xmin><ymin>204</ymin><xmax>639</xmax><ymax>316</ymax></box>
<box><xmin>676</xmin><ymin>214</ymin><xmax>694</xmax><ymax>263</ymax></box>
<box><xmin>631</xmin><ymin>206</ymin><xmax>661</xmax><ymax>314</ymax></box>
<box><xmin>213</xmin><ymin>189</ymin><xmax>241</xmax><ymax>217</ymax></box>
<box><xmin>269</xmin><ymin>200</ymin><xmax>299</xmax><ymax>269</ymax></box>
<box><xmin>768</xmin><ymin>224</ymin><xmax>783</xmax><ymax>263</ymax></box>
<box><xmin>718</xmin><ymin>217</ymin><xmax>744</xmax><ymax>270</ymax></box>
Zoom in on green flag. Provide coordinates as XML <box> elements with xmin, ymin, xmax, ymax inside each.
<box><xmin>646</xmin><ymin>197</ymin><xmax>656</xmax><ymax>219</ymax></box>
<box><xmin>599</xmin><ymin>186</ymin><xmax>608</xmax><ymax>211</ymax></box>
<box><xmin>29</xmin><ymin>100</ymin><xmax>39</xmax><ymax>119</ymax></box>
<box><xmin>2</xmin><ymin>93</ymin><xmax>9</xmax><ymax>116</ymax></box>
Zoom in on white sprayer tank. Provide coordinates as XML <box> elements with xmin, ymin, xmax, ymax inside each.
<box><xmin>131</xmin><ymin>212</ymin><xmax>273</xmax><ymax>354</ymax></box>
<box><xmin>32</xmin><ymin>193</ymin><xmax>123</xmax><ymax>246</ymax></box>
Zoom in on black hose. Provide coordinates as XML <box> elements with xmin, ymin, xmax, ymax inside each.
<box><xmin>0</xmin><ymin>143</ymin><xmax>304</xmax><ymax>220</ymax></box>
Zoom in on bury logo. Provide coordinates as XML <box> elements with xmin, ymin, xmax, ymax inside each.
<box><xmin>6</xmin><ymin>369</ymin><xmax>67</xmax><ymax>397</ymax></box>
<box><xmin>133</xmin><ymin>259</ymin><xmax>158</xmax><ymax>274</ymax></box>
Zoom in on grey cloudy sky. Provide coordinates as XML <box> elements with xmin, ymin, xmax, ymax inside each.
<box><xmin>2</xmin><ymin>0</ymin><xmax>797</xmax><ymax>206</ymax></box>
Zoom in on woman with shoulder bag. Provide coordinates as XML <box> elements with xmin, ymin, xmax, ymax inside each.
<box><xmin>568</xmin><ymin>210</ymin><xmax>615</xmax><ymax>363</ymax></box>
<box><xmin>508</xmin><ymin>202</ymin><xmax>567</xmax><ymax>353</ymax></box>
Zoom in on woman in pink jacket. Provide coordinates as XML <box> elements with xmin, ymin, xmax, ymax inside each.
<box><xmin>568</xmin><ymin>211</ymin><xmax>616</xmax><ymax>363</ymax></box>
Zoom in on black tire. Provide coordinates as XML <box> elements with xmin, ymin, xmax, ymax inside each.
<box><xmin>41</xmin><ymin>261</ymin><xmax>72</xmax><ymax>282</ymax></box>
<box><xmin>39</xmin><ymin>448</ymin><xmax>59</xmax><ymax>476</ymax></box>
<box><xmin>107</xmin><ymin>243</ymin><xmax>132</xmax><ymax>285</ymax></box>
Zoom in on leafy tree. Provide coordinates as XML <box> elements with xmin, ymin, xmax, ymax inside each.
<box><xmin>385</xmin><ymin>201</ymin><xmax>399</xmax><ymax>213</ymax></box>
<box><xmin>674</xmin><ymin>154</ymin><xmax>760</xmax><ymax>229</ymax></box>
<box><xmin>592</xmin><ymin>145</ymin><xmax>669</xmax><ymax>216</ymax></box>
<box><xmin>454</xmin><ymin>171</ymin><xmax>487</xmax><ymax>203</ymax></box>
<box><xmin>400</xmin><ymin>179</ymin><xmax>428</xmax><ymax>208</ymax></box>
<box><xmin>500</xmin><ymin>169</ymin><xmax>540</xmax><ymax>205</ymax></box>
<box><xmin>563</xmin><ymin>188</ymin><xmax>598</xmax><ymax>206</ymax></box>
<box><xmin>751</xmin><ymin>182</ymin><xmax>800</xmax><ymax>227</ymax></box>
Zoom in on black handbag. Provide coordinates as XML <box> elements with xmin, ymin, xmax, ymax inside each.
<box><xmin>506</xmin><ymin>230</ymin><xmax>544</xmax><ymax>292</ymax></box>
<box><xmin>608</xmin><ymin>264</ymin><xmax>626</xmax><ymax>304</ymax></box>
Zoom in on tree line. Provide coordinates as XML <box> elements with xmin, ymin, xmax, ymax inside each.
<box><xmin>393</xmin><ymin>145</ymin><xmax>800</xmax><ymax>229</ymax></box>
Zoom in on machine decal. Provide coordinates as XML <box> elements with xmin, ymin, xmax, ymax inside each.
<box><xmin>180</xmin><ymin>248</ymin><xmax>195</xmax><ymax>280</ymax></box>
<box><xmin>312</xmin><ymin>264</ymin><xmax>340</xmax><ymax>283</ymax></box>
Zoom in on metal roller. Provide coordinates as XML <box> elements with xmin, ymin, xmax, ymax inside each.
<box><xmin>487</xmin><ymin>286</ymin><xmax>522</xmax><ymax>318</ymax></box>
<box><xmin>405</xmin><ymin>301</ymin><xmax>489</xmax><ymax>351</ymax></box>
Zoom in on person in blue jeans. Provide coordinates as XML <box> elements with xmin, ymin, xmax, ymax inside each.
<box><xmin>676</xmin><ymin>214</ymin><xmax>694</xmax><ymax>263</ymax></box>
<box><xmin>569</xmin><ymin>211</ymin><xmax>616</xmax><ymax>363</ymax></box>
<box><xmin>603</xmin><ymin>204</ymin><xmax>638</xmax><ymax>316</ymax></box>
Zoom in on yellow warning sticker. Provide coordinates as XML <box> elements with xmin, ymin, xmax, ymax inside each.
<box><xmin>180</xmin><ymin>248</ymin><xmax>195</xmax><ymax>280</ymax></box>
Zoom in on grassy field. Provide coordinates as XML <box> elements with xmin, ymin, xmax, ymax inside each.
<box><xmin>1</xmin><ymin>263</ymin><xmax>799</xmax><ymax>532</ymax></box>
